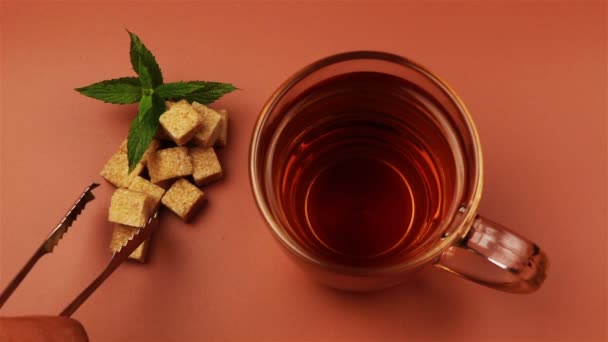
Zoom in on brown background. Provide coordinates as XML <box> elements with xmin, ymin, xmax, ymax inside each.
<box><xmin>1</xmin><ymin>1</ymin><xmax>606</xmax><ymax>341</ymax></box>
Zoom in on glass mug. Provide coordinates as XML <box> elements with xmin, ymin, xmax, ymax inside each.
<box><xmin>249</xmin><ymin>51</ymin><xmax>548</xmax><ymax>292</ymax></box>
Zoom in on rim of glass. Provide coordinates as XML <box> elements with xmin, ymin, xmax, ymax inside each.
<box><xmin>249</xmin><ymin>51</ymin><xmax>483</xmax><ymax>276</ymax></box>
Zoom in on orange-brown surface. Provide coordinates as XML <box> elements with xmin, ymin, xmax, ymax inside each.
<box><xmin>1</xmin><ymin>1</ymin><xmax>606</xmax><ymax>341</ymax></box>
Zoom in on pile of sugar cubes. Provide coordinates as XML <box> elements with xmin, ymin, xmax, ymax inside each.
<box><xmin>100</xmin><ymin>100</ymin><xmax>228</xmax><ymax>262</ymax></box>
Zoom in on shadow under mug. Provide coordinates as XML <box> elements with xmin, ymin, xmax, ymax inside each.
<box><xmin>249</xmin><ymin>51</ymin><xmax>548</xmax><ymax>292</ymax></box>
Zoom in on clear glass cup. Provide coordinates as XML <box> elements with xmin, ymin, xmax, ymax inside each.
<box><xmin>249</xmin><ymin>51</ymin><xmax>548</xmax><ymax>292</ymax></box>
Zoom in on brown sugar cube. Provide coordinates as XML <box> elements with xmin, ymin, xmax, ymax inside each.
<box><xmin>215</xmin><ymin>109</ymin><xmax>228</xmax><ymax>147</ymax></box>
<box><xmin>157</xmin><ymin>103</ymin><xmax>179</xmax><ymax>140</ymax></box>
<box><xmin>164</xmin><ymin>99</ymin><xmax>187</xmax><ymax>110</ymax></box>
<box><xmin>110</xmin><ymin>223</ymin><xmax>137</xmax><ymax>252</ymax></box>
<box><xmin>191</xmin><ymin>102</ymin><xmax>221</xmax><ymax>147</ymax></box>
<box><xmin>147</xmin><ymin>147</ymin><xmax>193</xmax><ymax>184</ymax></box>
<box><xmin>190</xmin><ymin>147</ymin><xmax>223</xmax><ymax>186</ymax></box>
<box><xmin>128</xmin><ymin>239</ymin><xmax>150</xmax><ymax>263</ymax></box>
<box><xmin>161</xmin><ymin>178</ymin><xmax>206</xmax><ymax>221</ymax></box>
<box><xmin>108</xmin><ymin>189</ymin><xmax>155</xmax><ymax>227</ymax></box>
<box><xmin>128</xmin><ymin>176</ymin><xmax>166</xmax><ymax>210</ymax></box>
<box><xmin>159</xmin><ymin>101</ymin><xmax>202</xmax><ymax>146</ymax></box>
<box><xmin>109</xmin><ymin>224</ymin><xmax>152</xmax><ymax>263</ymax></box>
<box><xmin>100</xmin><ymin>150</ymin><xmax>144</xmax><ymax>188</ymax></box>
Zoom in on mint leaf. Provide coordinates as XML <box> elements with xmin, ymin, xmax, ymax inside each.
<box><xmin>75</xmin><ymin>77</ymin><xmax>141</xmax><ymax>104</ymax></box>
<box><xmin>181</xmin><ymin>82</ymin><xmax>238</xmax><ymax>104</ymax></box>
<box><xmin>127</xmin><ymin>93</ymin><xmax>165</xmax><ymax>171</ymax></box>
<box><xmin>128</xmin><ymin>30</ymin><xmax>163</xmax><ymax>87</ymax></box>
<box><xmin>138</xmin><ymin>58</ymin><xmax>153</xmax><ymax>90</ymax></box>
<box><xmin>155</xmin><ymin>81</ymin><xmax>208</xmax><ymax>98</ymax></box>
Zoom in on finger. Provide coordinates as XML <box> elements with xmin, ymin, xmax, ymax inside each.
<box><xmin>0</xmin><ymin>316</ymin><xmax>88</xmax><ymax>342</ymax></box>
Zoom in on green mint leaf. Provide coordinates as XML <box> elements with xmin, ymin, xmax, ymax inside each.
<box><xmin>75</xmin><ymin>77</ymin><xmax>142</xmax><ymax>104</ymax></box>
<box><xmin>127</xmin><ymin>93</ymin><xmax>165</xmax><ymax>171</ymax></box>
<box><xmin>127</xmin><ymin>94</ymin><xmax>152</xmax><ymax>171</ymax></box>
<box><xmin>138</xmin><ymin>58</ymin><xmax>153</xmax><ymax>90</ymax></box>
<box><xmin>128</xmin><ymin>30</ymin><xmax>163</xmax><ymax>87</ymax></box>
<box><xmin>155</xmin><ymin>81</ymin><xmax>209</xmax><ymax>98</ymax></box>
<box><xmin>181</xmin><ymin>82</ymin><xmax>238</xmax><ymax>104</ymax></box>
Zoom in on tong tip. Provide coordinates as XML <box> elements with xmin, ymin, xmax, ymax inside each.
<box><xmin>42</xmin><ymin>183</ymin><xmax>100</xmax><ymax>253</ymax></box>
<box><xmin>114</xmin><ymin>213</ymin><xmax>158</xmax><ymax>255</ymax></box>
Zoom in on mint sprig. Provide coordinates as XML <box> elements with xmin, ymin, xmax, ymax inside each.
<box><xmin>76</xmin><ymin>31</ymin><xmax>237</xmax><ymax>171</ymax></box>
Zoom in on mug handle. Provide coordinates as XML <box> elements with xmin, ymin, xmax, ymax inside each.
<box><xmin>434</xmin><ymin>216</ymin><xmax>549</xmax><ymax>293</ymax></box>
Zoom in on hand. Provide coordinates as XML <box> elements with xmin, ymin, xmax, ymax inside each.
<box><xmin>0</xmin><ymin>316</ymin><xmax>88</xmax><ymax>342</ymax></box>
